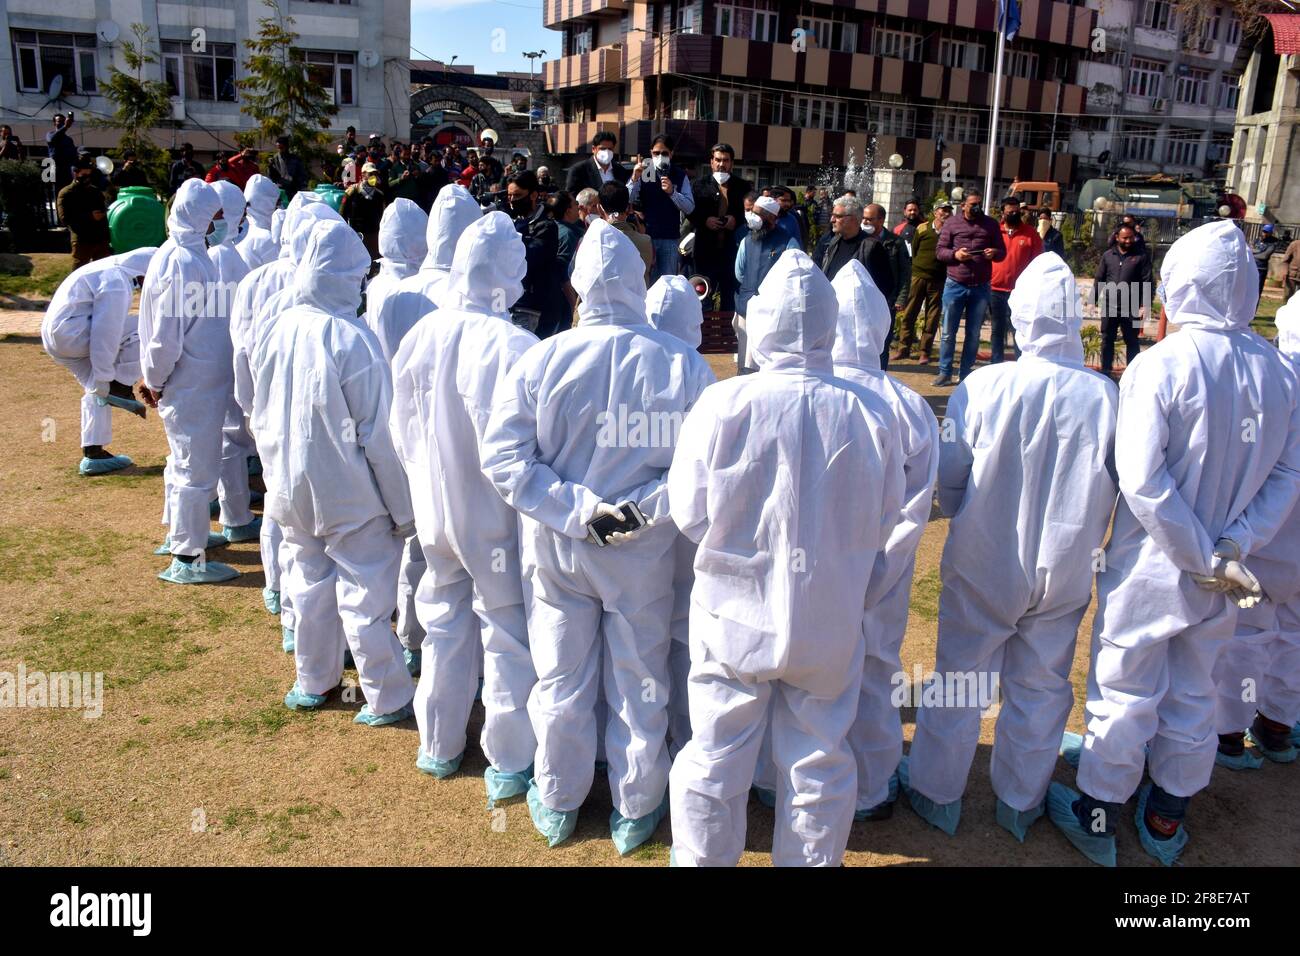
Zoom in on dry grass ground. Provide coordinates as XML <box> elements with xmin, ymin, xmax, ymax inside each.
<box><xmin>0</xmin><ymin>330</ymin><xmax>1294</xmax><ymax>867</ymax></box>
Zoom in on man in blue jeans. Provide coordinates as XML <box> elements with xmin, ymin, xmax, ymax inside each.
<box><xmin>933</xmin><ymin>190</ymin><xmax>1006</xmax><ymax>386</ymax></box>
<box><xmin>628</xmin><ymin>134</ymin><xmax>695</xmax><ymax>283</ymax></box>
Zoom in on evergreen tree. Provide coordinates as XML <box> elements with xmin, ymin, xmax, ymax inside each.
<box><xmin>98</xmin><ymin>23</ymin><xmax>172</xmax><ymax>190</ymax></box>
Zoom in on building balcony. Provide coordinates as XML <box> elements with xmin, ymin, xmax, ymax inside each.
<box><xmin>543</xmin><ymin>0</ymin><xmax>629</xmax><ymax>29</ymax></box>
<box><xmin>542</xmin><ymin>45</ymin><xmax>626</xmax><ymax>90</ymax></box>
<box><xmin>804</xmin><ymin>0</ymin><xmax>1097</xmax><ymax>49</ymax></box>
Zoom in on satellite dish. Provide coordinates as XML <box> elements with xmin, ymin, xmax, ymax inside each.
<box><xmin>47</xmin><ymin>74</ymin><xmax>63</xmax><ymax>101</ymax></box>
<box><xmin>95</xmin><ymin>155</ymin><xmax>114</xmax><ymax>176</ymax></box>
<box><xmin>359</xmin><ymin>49</ymin><xmax>379</xmax><ymax>68</ymax></box>
<box><xmin>97</xmin><ymin>20</ymin><xmax>120</xmax><ymax>44</ymax></box>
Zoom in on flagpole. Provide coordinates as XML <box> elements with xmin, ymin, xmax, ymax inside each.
<box><xmin>985</xmin><ymin>6</ymin><xmax>1009</xmax><ymax>203</ymax></box>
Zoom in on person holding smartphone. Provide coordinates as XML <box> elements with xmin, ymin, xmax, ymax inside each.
<box><xmin>932</xmin><ymin>189</ymin><xmax>1006</xmax><ymax>386</ymax></box>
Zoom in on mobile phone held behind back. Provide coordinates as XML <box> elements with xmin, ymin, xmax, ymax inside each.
<box><xmin>586</xmin><ymin>501</ymin><xmax>647</xmax><ymax>547</ymax></box>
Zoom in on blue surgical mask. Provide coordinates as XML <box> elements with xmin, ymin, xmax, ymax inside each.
<box><xmin>208</xmin><ymin>220</ymin><xmax>228</xmax><ymax>246</ymax></box>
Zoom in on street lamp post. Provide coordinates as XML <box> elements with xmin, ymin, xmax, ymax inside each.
<box><xmin>523</xmin><ymin>50</ymin><xmax>546</xmax><ymax>129</ymax></box>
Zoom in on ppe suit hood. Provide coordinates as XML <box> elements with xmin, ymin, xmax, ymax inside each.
<box><xmin>1007</xmin><ymin>252</ymin><xmax>1086</xmax><ymax>363</ymax></box>
<box><xmin>167</xmin><ymin>178</ymin><xmax>221</xmax><ymax>250</ymax></box>
<box><xmin>378</xmin><ymin>197</ymin><xmax>428</xmax><ymax>269</ymax></box>
<box><xmin>646</xmin><ymin>275</ymin><xmax>703</xmax><ymax>349</ymax></box>
<box><xmin>210</xmin><ymin>180</ymin><xmax>246</xmax><ymax>246</ymax></box>
<box><xmin>746</xmin><ymin>249</ymin><xmax>837</xmax><ymax>370</ymax></box>
<box><xmin>422</xmin><ymin>184</ymin><xmax>481</xmax><ymax>272</ymax></box>
<box><xmin>112</xmin><ymin>246</ymin><xmax>157</xmax><ymax>279</ymax></box>
<box><xmin>1159</xmin><ymin>219</ymin><xmax>1256</xmax><ymax>332</ymax></box>
<box><xmin>243</xmin><ymin>173</ymin><xmax>279</xmax><ymax>226</ymax></box>
<box><xmin>443</xmin><ymin>211</ymin><xmax>525</xmax><ymax>317</ymax></box>
<box><xmin>830</xmin><ymin>259</ymin><xmax>889</xmax><ymax>370</ymax></box>
<box><xmin>294</xmin><ymin>220</ymin><xmax>371</xmax><ymax>316</ymax></box>
<box><xmin>271</xmin><ymin>208</ymin><xmax>286</xmax><ymax>247</ymax></box>
<box><xmin>279</xmin><ymin>191</ymin><xmax>326</xmax><ymax>261</ymax></box>
<box><xmin>288</xmin><ymin>199</ymin><xmax>341</xmax><ymax>266</ymax></box>
<box><xmin>571</xmin><ymin>218</ymin><xmax>648</xmax><ymax>327</ymax></box>
<box><xmin>1277</xmin><ymin>291</ymin><xmax>1300</xmax><ymax>361</ymax></box>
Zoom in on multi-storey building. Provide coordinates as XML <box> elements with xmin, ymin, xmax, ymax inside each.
<box><xmin>542</xmin><ymin>0</ymin><xmax>1096</xmax><ymax>202</ymax></box>
<box><xmin>1069</xmin><ymin>0</ymin><xmax>1243</xmax><ymax>184</ymax></box>
<box><xmin>0</xmin><ymin>0</ymin><xmax>409</xmax><ymax>156</ymax></box>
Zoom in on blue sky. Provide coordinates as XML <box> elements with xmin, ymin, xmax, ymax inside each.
<box><xmin>410</xmin><ymin>0</ymin><xmax>557</xmax><ymax>75</ymax></box>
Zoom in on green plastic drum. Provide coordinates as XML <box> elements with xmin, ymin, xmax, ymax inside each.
<box><xmin>315</xmin><ymin>184</ymin><xmax>344</xmax><ymax>212</ymax></box>
<box><xmin>107</xmin><ymin>186</ymin><xmax>166</xmax><ymax>253</ymax></box>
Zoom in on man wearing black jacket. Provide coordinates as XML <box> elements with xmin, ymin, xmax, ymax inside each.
<box><xmin>688</xmin><ymin>143</ymin><xmax>750</xmax><ymax>313</ymax></box>
<box><xmin>564</xmin><ymin>131</ymin><xmax>628</xmax><ymax>195</ymax></box>
<box><xmin>491</xmin><ymin>170</ymin><xmax>557</xmax><ymax>333</ymax></box>
<box><xmin>814</xmin><ymin>194</ymin><xmax>896</xmax><ymax>301</ymax></box>
<box><xmin>1094</xmin><ymin>224</ymin><xmax>1153</xmax><ymax>378</ymax></box>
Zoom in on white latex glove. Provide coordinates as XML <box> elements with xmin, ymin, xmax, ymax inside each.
<box><xmin>590</xmin><ymin>501</ymin><xmax>626</xmax><ymax>525</ymax></box>
<box><xmin>588</xmin><ymin>502</ymin><xmax>651</xmax><ymax>546</ymax></box>
<box><xmin>93</xmin><ymin>381</ymin><xmax>110</xmax><ymax>399</ymax></box>
<box><xmin>1192</xmin><ymin>538</ymin><xmax>1264</xmax><ymax>609</ymax></box>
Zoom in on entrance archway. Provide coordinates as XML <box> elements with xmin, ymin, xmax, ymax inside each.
<box><xmin>409</xmin><ymin>84</ymin><xmax>507</xmax><ymax>141</ymax></box>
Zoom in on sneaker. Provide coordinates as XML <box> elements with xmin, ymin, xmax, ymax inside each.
<box><xmin>931</xmin><ymin>373</ymin><xmax>954</xmax><ymax>387</ymax></box>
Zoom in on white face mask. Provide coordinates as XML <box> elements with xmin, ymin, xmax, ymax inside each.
<box><xmin>712</xmin><ymin>170</ymin><xmax>730</xmax><ymax>184</ymax></box>
<box><xmin>653</xmin><ymin>154</ymin><xmax>670</xmax><ymax>170</ymax></box>
<box><xmin>863</xmin><ymin>223</ymin><xmax>875</xmax><ymax>235</ymax></box>
<box><xmin>595</xmin><ymin>148</ymin><xmax>614</xmax><ymax>166</ymax></box>
<box><xmin>745</xmin><ymin>211</ymin><xmax>763</xmax><ymax>231</ymax></box>
<box><xmin>586</xmin><ymin>213</ymin><xmax>601</xmax><ymax>225</ymax></box>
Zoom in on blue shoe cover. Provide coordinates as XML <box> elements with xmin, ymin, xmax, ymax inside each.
<box><xmin>996</xmin><ymin>798</ymin><xmax>1045</xmax><ymax>843</ymax></box>
<box><xmin>263</xmin><ymin>587</ymin><xmax>281</xmax><ymax>615</ymax></box>
<box><xmin>855</xmin><ymin>770</ymin><xmax>900</xmax><ymax>821</ymax></box>
<box><xmin>527</xmin><ymin>781</ymin><xmax>578</xmax><ymax>848</ymax></box>
<box><xmin>1215</xmin><ymin>747</ymin><xmax>1263</xmax><ymax>770</ymax></box>
<box><xmin>284</xmin><ymin>682</ymin><xmax>328</xmax><ymax>710</ymax></box>
<box><xmin>1246</xmin><ymin>728</ymin><xmax>1298</xmax><ymax>764</ymax></box>
<box><xmin>343</xmin><ymin>648</ymin><xmax>355</xmax><ymax>670</ymax></box>
<box><xmin>751</xmin><ymin>785</ymin><xmax>776</xmax><ymax>809</ymax></box>
<box><xmin>485</xmin><ymin>765</ymin><xmax>532</xmax><ymax>806</ymax></box>
<box><xmin>97</xmin><ymin>393</ymin><xmax>147</xmax><ymax>416</ymax></box>
<box><xmin>1291</xmin><ymin>722</ymin><xmax>1300</xmax><ymax>748</ymax></box>
<box><xmin>1060</xmin><ymin>731</ymin><xmax>1084</xmax><ymax>769</ymax></box>
<box><xmin>281</xmin><ymin>627</ymin><xmax>295</xmax><ymax>653</ymax></box>
<box><xmin>353</xmin><ymin>702</ymin><xmax>413</xmax><ymax>727</ymax></box>
<box><xmin>403</xmin><ymin>647</ymin><xmax>421</xmax><ymax>676</ymax></box>
<box><xmin>79</xmin><ymin>454</ymin><xmax>132</xmax><ymax>476</ymax></box>
<box><xmin>1135</xmin><ymin>784</ymin><xmax>1188</xmax><ymax>866</ymax></box>
<box><xmin>1046</xmin><ymin>782</ymin><xmax>1116</xmax><ymax>867</ymax></box>
<box><xmin>223</xmin><ymin>516</ymin><xmax>262</xmax><ymax>543</ymax></box>
<box><xmin>898</xmin><ymin>756</ymin><xmax>960</xmax><ymax>835</ymax></box>
<box><xmin>157</xmin><ymin>556</ymin><xmax>239</xmax><ymax>584</ymax></box>
<box><xmin>610</xmin><ymin>793</ymin><xmax>670</xmax><ymax>856</ymax></box>
<box><xmin>154</xmin><ymin>533</ymin><xmax>227</xmax><ymax>555</ymax></box>
<box><xmin>416</xmin><ymin>749</ymin><xmax>464</xmax><ymax>779</ymax></box>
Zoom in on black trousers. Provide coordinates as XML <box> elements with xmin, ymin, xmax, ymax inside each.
<box><xmin>1101</xmin><ymin>312</ymin><xmax>1141</xmax><ymax>375</ymax></box>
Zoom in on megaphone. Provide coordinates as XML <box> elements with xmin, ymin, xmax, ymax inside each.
<box><xmin>688</xmin><ymin>274</ymin><xmax>712</xmax><ymax>301</ymax></box>
<box><xmin>95</xmin><ymin>155</ymin><xmax>114</xmax><ymax>176</ymax></box>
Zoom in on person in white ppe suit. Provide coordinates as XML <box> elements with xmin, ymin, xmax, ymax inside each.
<box><xmin>231</xmin><ymin>193</ymin><xmax>337</xmax><ymax>629</ymax></box>
<box><xmin>207</xmin><ymin>179</ymin><xmax>260</xmax><ymax>545</ymax></box>
<box><xmin>364</xmin><ymin>197</ymin><xmax>428</xmax><ymax>363</ymax></box>
<box><xmin>828</xmin><ymin>260</ymin><xmax>939</xmax><ymax>823</ymax></box>
<box><xmin>1214</xmin><ymin>293</ymin><xmax>1300</xmax><ymax>767</ymax></box>
<box><xmin>1051</xmin><ymin>220</ymin><xmax>1300</xmax><ymax>867</ymax></box>
<box><xmin>251</xmin><ymin>219</ymin><xmax>416</xmax><ymax>726</ymax></box>
<box><xmin>41</xmin><ymin>247</ymin><xmax>155</xmax><ymax>475</ymax></box>
<box><xmin>373</xmin><ymin>186</ymin><xmax>480</xmax><ymax>669</ymax></box>
<box><xmin>237</xmin><ymin>174</ymin><xmax>280</xmax><ymax>271</ymax></box>
<box><xmin>666</xmin><ymin>249</ymin><xmax>901</xmax><ymax>867</ymax></box>
<box><xmin>643</xmin><ymin>274</ymin><xmax>714</xmax><ymax>755</ymax></box>
<box><xmin>481</xmin><ymin>219</ymin><xmax>714</xmax><ymax>854</ymax></box>
<box><xmin>137</xmin><ymin>178</ymin><xmax>240</xmax><ymax>584</ymax></box>
<box><xmin>390</xmin><ymin>211</ymin><xmax>538</xmax><ymax>800</ymax></box>
<box><xmin>898</xmin><ymin>254</ymin><xmax>1117</xmax><ymax>843</ymax></box>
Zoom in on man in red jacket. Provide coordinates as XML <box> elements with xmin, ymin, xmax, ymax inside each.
<box><xmin>988</xmin><ymin>196</ymin><xmax>1043</xmax><ymax>363</ymax></box>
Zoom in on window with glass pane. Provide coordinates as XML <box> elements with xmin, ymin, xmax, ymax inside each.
<box><xmin>12</xmin><ymin>31</ymin><xmax>97</xmax><ymax>94</ymax></box>
<box><xmin>1141</xmin><ymin>1</ymin><xmax>1175</xmax><ymax>32</ymax></box>
<box><xmin>1122</xmin><ymin>124</ymin><xmax>1159</xmax><ymax>161</ymax></box>
<box><xmin>1166</xmin><ymin>132</ymin><xmax>1199</xmax><ymax>165</ymax></box>
<box><xmin>1174</xmin><ymin>68</ymin><xmax>1209</xmax><ymax>105</ymax></box>
<box><xmin>1218</xmin><ymin>73</ymin><xmax>1239</xmax><ymax>110</ymax></box>
<box><xmin>1127</xmin><ymin>58</ymin><xmax>1165</xmax><ymax>98</ymax></box>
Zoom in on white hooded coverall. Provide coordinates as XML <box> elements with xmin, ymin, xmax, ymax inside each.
<box><xmin>666</xmin><ymin>249</ymin><xmax>903</xmax><ymax>867</ymax></box>
<box><xmin>237</xmin><ymin>174</ymin><xmax>280</xmax><ymax>271</ymax></box>
<box><xmin>138</xmin><ymin>178</ymin><xmax>226</xmax><ymax>557</ymax></box>
<box><xmin>908</xmin><ymin>253</ymin><xmax>1119</xmax><ymax>814</ymax></box>
<box><xmin>390</xmin><ymin>211</ymin><xmax>538</xmax><ymax>775</ymax></box>
<box><xmin>364</xmin><ymin>197</ymin><xmax>429</xmax><ymax>364</ymax></box>
<box><xmin>208</xmin><ymin>179</ymin><xmax>256</xmax><ymax>530</ymax></box>
<box><xmin>1215</xmin><ymin>293</ymin><xmax>1300</xmax><ymax>734</ymax></box>
<box><xmin>481</xmin><ymin>219</ymin><xmax>714</xmax><ymax>823</ymax></box>
<box><xmin>1078</xmin><ymin>220</ymin><xmax>1300</xmax><ymax>804</ymax></box>
<box><xmin>41</xmin><ymin>247</ymin><xmax>155</xmax><ymax>447</ymax></box>
<box><xmin>830</xmin><ymin>260</ymin><xmax>940</xmax><ymax>813</ymax></box>
<box><xmin>644</xmin><ymin>274</ymin><xmax>715</xmax><ymax>755</ymax></box>
<box><xmin>250</xmin><ymin>220</ymin><xmax>416</xmax><ymax>716</ymax></box>
<box><xmin>373</xmin><ymin>186</ymin><xmax>481</xmax><ymax>655</ymax></box>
